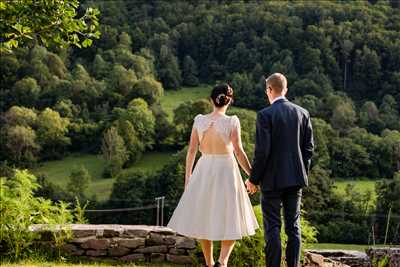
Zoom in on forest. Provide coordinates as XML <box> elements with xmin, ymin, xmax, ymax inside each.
<box><xmin>1</xmin><ymin>0</ymin><xmax>399</xmax><ymax>248</ymax></box>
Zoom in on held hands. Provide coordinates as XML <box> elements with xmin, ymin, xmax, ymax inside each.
<box><xmin>245</xmin><ymin>179</ymin><xmax>259</xmax><ymax>195</ymax></box>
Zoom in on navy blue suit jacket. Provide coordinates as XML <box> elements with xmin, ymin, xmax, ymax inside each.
<box><xmin>249</xmin><ymin>98</ymin><xmax>314</xmax><ymax>191</ymax></box>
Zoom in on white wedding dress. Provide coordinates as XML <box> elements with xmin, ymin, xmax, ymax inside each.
<box><xmin>167</xmin><ymin>114</ymin><xmax>259</xmax><ymax>240</ymax></box>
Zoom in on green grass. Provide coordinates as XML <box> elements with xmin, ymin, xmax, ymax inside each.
<box><xmin>334</xmin><ymin>179</ymin><xmax>378</xmax><ymax>203</ymax></box>
<box><xmin>161</xmin><ymin>85</ymin><xmax>256</xmax><ymax>120</ymax></box>
<box><xmin>305</xmin><ymin>243</ymin><xmax>400</xmax><ymax>251</ymax></box>
<box><xmin>0</xmin><ymin>260</ymin><xmax>183</xmax><ymax>267</ymax></box>
<box><xmin>32</xmin><ymin>151</ymin><xmax>174</xmax><ymax>201</ymax></box>
<box><xmin>161</xmin><ymin>85</ymin><xmax>212</xmax><ymax>119</ymax></box>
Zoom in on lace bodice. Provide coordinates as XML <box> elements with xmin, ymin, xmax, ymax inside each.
<box><xmin>193</xmin><ymin>114</ymin><xmax>240</xmax><ymax>148</ymax></box>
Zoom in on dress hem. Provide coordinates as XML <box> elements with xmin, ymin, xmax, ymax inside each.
<box><xmin>169</xmin><ymin>227</ymin><xmax>260</xmax><ymax>241</ymax></box>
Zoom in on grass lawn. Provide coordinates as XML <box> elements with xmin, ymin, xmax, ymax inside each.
<box><xmin>334</xmin><ymin>179</ymin><xmax>378</xmax><ymax>203</ymax></box>
<box><xmin>0</xmin><ymin>261</ymin><xmax>183</xmax><ymax>267</ymax></box>
<box><xmin>305</xmin><ymin>243</ymin><xmax>400</xmax><ymax>251</ymax></box>
<box><xmin>32</xmin><ymin>151</ymin><xmax>174</xmax><ymax>201</ymax></box>
<box><xmin>161</xmin><ymin>85</ymin><xmax>212</xmax><ymax>119</ymax></box>
<box><xmin>161</xmin><ymin>85</ymin><xmax>256</xmax><ymax>120</ymax></box>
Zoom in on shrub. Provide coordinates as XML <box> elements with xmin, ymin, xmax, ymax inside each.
<box><xmin>0</xmin><ymin>170</ymin><xmax>83</xmax><ymax>260</ymax></box>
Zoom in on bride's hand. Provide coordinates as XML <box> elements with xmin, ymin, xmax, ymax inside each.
<box><xmin>245</xmin><ymin>179</ymin><xmax>258</xmax><ymax>195</ymax></box>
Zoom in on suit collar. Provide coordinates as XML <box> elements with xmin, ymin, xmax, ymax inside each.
<box><xmin>271</xmin><ymin>96</ymin><xmax>288</xmax><ymax>105</ymax></box>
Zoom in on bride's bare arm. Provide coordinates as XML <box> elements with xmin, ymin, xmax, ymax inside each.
<box><xmin>231</xmin><ymin>124</ymin><xmax>252</xmax><ymax>176</ymax></box>
<box><xmin>185</xmin><ymin>127</ymin><xmax>199</xmax><ymax>188</ymax></box>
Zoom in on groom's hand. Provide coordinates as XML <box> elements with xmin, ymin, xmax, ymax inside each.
<box><xmin>245</xmin><ymin>179</ymin><xmax>258</xmax><ymax>195</ymax></box>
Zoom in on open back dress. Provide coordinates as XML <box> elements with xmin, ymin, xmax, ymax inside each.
<box><xmin>166</xmin><ymin>114</ymin><xmax>259</xmax><ymax>240</ymax></box>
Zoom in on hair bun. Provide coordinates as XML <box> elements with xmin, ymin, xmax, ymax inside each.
<box><xmin>211</xmin><ymin>84</ymin><xmax>234</xmax><ymax>107</ymax></box>
<box><xmin>216</xmin><ymin>93</ymin><xmax>228</xmax><ymax>105</ymax></box>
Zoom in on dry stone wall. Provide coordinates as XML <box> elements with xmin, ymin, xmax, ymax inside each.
<box><xmin>31</xmin><ymin>224</ymin><xmax>197</xmax><ymax>264</ymax></box>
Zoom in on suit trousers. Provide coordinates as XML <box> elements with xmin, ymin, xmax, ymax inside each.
<box><xmin>261</xmin><ymin>186</ymin><xmax>302</xmax><ymax>267</ymax></box>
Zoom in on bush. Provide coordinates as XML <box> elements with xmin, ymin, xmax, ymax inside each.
<box><xmin>0</xmin><ymin>170</ymin><xmax>83</xmax><ymax>260</ymax></box>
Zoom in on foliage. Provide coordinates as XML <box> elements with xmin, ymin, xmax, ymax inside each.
<box><xmin>173</xmin><ymin>100</ymin><xmax>212</xmax><ymax>144</ymax></box>
<box><xmin>375</xmin><ymin>173</ymin><xmax>400</xmax><ymax>244</ymax></box>
<box><xmin>101</xmin><ymin>127</ymin><xmax>128</xmax><ymax>178</ymax></box>
<box><xmin>66</xmin><ymin>166</ymin><xmax>92</xmax><ymax>200</ymax></box>
<box><xmin>0</xmin><ymin>170</ymin><xmax>81</xmax><ymax>259</ymax></box>
<box><xmin>0</xmin><ymin>0</ymin><xmax>100</xmax><ymax>52</ymax></box>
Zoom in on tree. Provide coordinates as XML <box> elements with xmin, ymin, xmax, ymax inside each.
<box><xmin>380</xmin><ymin>95</ymin><xmax>400</xmax><ymax>130</ymax></box>
<box><xmin>311</xmin><ymin>118</ymin><xmax>336</xmax><ymax>169</ymax></box>
<box><xmin>352</xmin><ymin>46</ymin><xmax>381</xmax><ymax>100</ymax></box>
<box><xmin>126</xmin><ymin>98</ymin><xmax>156</xmax><ymax>148</ymax></box>
<box><xmin>3</xmin><ymin>106</ymin><xmax>37</xmax><ymax>126</ymax></box>
<box><xmin>101</xmin><ymin>126</ymin><xmax>128</xmax><ymax>178</ymax></box>
<box><xmin>0</xmin><ymin>0</ymin><xmax>100</xmax><ymax>52</ymax></box>
<box><xmin>67</xmin><ymin>166</ymin><xmax>91</xmax><ymax>200</ymax></box>
<box><xmin>4</xmin><ymin>125</ymin><xmax>40</xmax><ymax>165</ymax></box>
<box><xmin>330</xmin><ymin>102</ymin><xmax>357</xmax><ymax>133</ymax></box>
<box><xmin>70</xmin><ymin>64</ymin><xmax>105</xmax><ymax>106</ymax></box>
<box><xmin>131</xmin><ymin>77</ymin><xmax>163</xmax><ymax>105</ymax></box>
<box><xmin>36</xmin><ymin>108</ymin><xmax>70</xmax><ymax>159</ymax></box>
<box><xmin>173</xmin><ymin>99</ymin><xmax>212</xmax><ymax>145</ymax></box>
<box><xmin>182</xmin><ymin>55</ymin><xmax>199</xmax><ymax>86</ymax></box>
<box><xmin>10</xmin><ymin>77</ymin><xmax>41</xmax><ymax>107</ymax></box>
<box><xmin>330</xmin><ymin>137</ymin><xmax>372</xmax><ymax>178</ymax></box>
<box><xmin>359</xmin><ymin>101</ymin><xmax>384</xmax><ymax>134</ymax></box>
<box><xmin>92</xmin><ymin>54</ymin><xmax>110</xmax><ymax>79</ymax></box>
<box><xmin>108</xmin><ymin>64</ymin><xmax>137</xmax><ymax>97</ymax></box>
<box><xmin>158</xmin><ymin>45</ymin><xmax>182</xmax><ymax>89</ymax></box>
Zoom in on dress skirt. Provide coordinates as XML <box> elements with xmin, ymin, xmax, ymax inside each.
<box><xmin>167</xmin><ymin>153</ymin><xmax>260</xmax><ymax>240</ymax></box>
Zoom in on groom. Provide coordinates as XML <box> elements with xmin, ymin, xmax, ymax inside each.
<box><xmin>245</xmin><ymin>73</ymin><xmax>314</xmax><ymax>267</ymax></box>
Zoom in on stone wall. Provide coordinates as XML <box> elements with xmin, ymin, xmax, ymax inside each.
<box><xmin>31</xmin><ymin>224</ymin><xmax>197</xmax><ymax>264</ymax></box>
<box><xmin>307</xmin><ymin>248</ymin><xmax>400</xmax><ymax>267</ymax></box>
<box><xmin>366</xmin><ymin>248</ymin><xmax>400</xmax><ymax>267</ymax></box>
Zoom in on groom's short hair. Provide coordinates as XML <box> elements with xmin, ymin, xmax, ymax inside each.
<box><xmin>265</xmin><ymin>73</ymin><xmax>287</xmax><ymax>93</ymax></box>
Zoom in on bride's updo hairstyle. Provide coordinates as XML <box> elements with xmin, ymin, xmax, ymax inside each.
<box><xmin>211</xmin><ymin>84</ymin><xmax>233</xmax><ymax>107</ymax></box>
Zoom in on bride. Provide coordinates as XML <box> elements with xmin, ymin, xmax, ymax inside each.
<box><xmin>167</xmin><ymin>84</ymin><xmax>259</xmax><ymax>267</ymax></box>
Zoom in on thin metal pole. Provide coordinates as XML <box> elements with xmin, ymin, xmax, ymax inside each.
<box><xmin>384</xmin><ymin>204</ymin><xmax>392</xmax><ymax>245</ymax></box>
<box><xmin>161</xmin><ymin>197</ymin><xmax>165</xmax><ymax>226</ymax></box>
<box><xmin>155</xmin><ymin>197</ymin><xmax>160</xmax><ymax>226</ymax></box>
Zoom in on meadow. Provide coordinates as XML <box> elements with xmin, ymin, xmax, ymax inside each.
<box><xmin>33</xmin><ymin>151</ymin><xmax>174</xmax><ymax>201</ymax></box>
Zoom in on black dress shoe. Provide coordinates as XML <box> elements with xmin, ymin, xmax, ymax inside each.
<box><xmin>214</xmin><ymin>262</ymin><xmax>222</xmax><ymax>267</ymax></box>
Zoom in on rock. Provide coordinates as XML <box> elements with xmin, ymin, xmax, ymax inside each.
<box><xmin>81</xmin><ymin>239</ymin><xmax>110</xmax><ymax>250</ymax></box>
<box><xmin>61</xmin><ymin>244</ymin><xmax>84</xmax><ymax>256</ymax></box>
<box><xmin>167</xmin><ymin>254</ymin><xmax>193</xmax><ymax>264</ymax></box>
<box><xmin>306</xmin><ymin>252</ymin><xmax>325</xmax><ymax>266</ymax></box>
<box><xmin>73</xmin><ymin>229</ymin><xmax>96</xmax><ymax>238</ymax></box>
<box><xmin>103</xmin><ymin>229</ymin><xmax>121</xmax><ymax>238</ymax></box>
<box><xmin>164</xmin><ymin>236</ymin><xmax>176</xmax><ymax>245</ymax></box>
<box><xmin>120</xmin><ymin>253</ymin><xmax>146</xmax><ymax>262</ymax></box>
<box><xmin>307</xmin><ymin>250</ymin><xmax>369</xmax><ymax>267</ymax></box>
<box><xmin>86</xmin><ymin>249</ymin><xmax>107</xmax><ymax>257</ymax></box>
<box><xmin>123</xmin><ymin>229</ymin><xmax>149</xmax><ymax>238</ymax></box>
<box><xmin>304</xmin><ymin>251</ymin><xmax>351</xmax><ymax>267</ymax></box>
<box><xmin>151</xmin><ymin>253</ymin><xmax>165</xmax><ymax>262</ymax></box>
<box><xmin>147</xmin><ymin>233</ymin><xmax>176</xmax><ymax>246</ymax></box>
<box><xmin>117</xmin><ymin>238</ymin><xmax>146</xmax><ymax>249</ymax></box>
<box><xmin>151</xmin><ymin>226</ymin><xmax>176</xmax><ymax>236</ymax></box>
<box><xmin>70</xmin><ymin>236</ymin><xmax>95</xmax><ymax>244</ymax></box>
<box><xmin>169</xmin><ymin>248</ymin><xmax>187</xmax><ymax>255</ymax></box>
<box><xmin>175</xmin><ymin>236</ymin><xmax>196</xmax><ymax>249</ymax></box>
<box><xmin>146</xmin><ymin>233</ymin><xmax>164</xmax><ymax>245</ymax></box>
<box><xmin>108</xmin><ymin>246</ymin><xmax>131</xmax><ymax>257</ymax></box>
<box><xmin>135</xmin><ymin>245</ymin><xmax>168</xmax><ymax>254</ymax></box>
